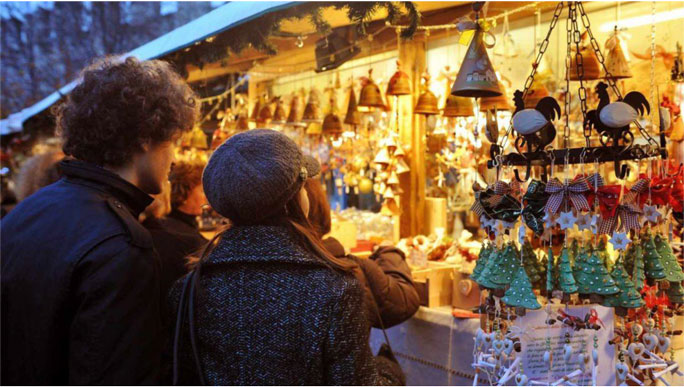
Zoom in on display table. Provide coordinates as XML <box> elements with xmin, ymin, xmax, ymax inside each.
<box><xmin>370</xmin><ymin>306</ymin><xmax>480</xmax><ymax>386</ymax></box>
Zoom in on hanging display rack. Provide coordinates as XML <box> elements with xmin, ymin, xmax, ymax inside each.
<box><xmin>488</xmin><ymin>1</ymin><xmax>667</xmax><ymax>181</ymax></box>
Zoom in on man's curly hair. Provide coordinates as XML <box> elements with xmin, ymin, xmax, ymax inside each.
<box><xmin>169</xmin><ymin>161</ymin><xmax>205</xmax><ymax>209</ymax></box>
<box><xmin>55</xmin><ymin>56</ymin><xmax>198</xmax><ymax>167</ymax></box>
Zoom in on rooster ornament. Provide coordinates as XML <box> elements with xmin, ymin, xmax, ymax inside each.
<box><xmin>584</xmin><ymin>82</ymin><xmax>650</xmax><ymax>147</ymax></box>
<box><xmin>511</xmin><ymin>90</ymin><xmax>561</xmax><ymax>153</ymax></box>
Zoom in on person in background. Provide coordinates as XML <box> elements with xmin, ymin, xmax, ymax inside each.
<box><xmin>304</xmin><ymin>177</ymin><xmax>420</xmax><ymax>329</ymax></box>
<box><xmin>141</xmin><ymin>161</ymin><xmax>207</xmax><ymax>306</ymax></box>
<box><xmin>1</xmin><ymin>57</ymin><xmax>198</xmax><ymax>384</ymax></box>
<box><xmin>170</xmin><ymin>129</ymin><xmax>403</xmax><ymax>385</ymax></box>
<box><xmin>14</xmin><ymin>150</ymin><xmax>64</xmax><ymax>201</ymax></box>
<box><xmin>165</xmin><ymin>160</ymin><xmax>208</xmax><ymax>248</ymax></box>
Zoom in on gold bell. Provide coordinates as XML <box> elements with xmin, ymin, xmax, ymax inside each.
<box><xmin>306</xmin><ymin>122</ymin><xmax>322</xmax><ymax>135</ymax></box>
<box><xmin>302</xmin><ymin>91</ymin><xmax>321</xmax><ymax>123</ymax></box>
<box><xmin>344</xmin><ymin>87</ymin><xmax>360</xmax><ymax>126</ymax></box>
<box><xmin>286</xmin><ymin>95</ymin><xmax>302</xmax><ymax>126</ymax></box>
<box><xmin>272</xmin><ymin>100</ymin><xmax>287</xmax><ymax>124</ymax></box>
<box><xmin>443</xmin><ymin>95</ymin><xmax>474</xmax><ymax>117</ymax></box>
<box><xmin>414</xmin><ymin>72</ymin><xmax>439</xmax><ymax>116</ymax></box>
<box><xmin>190</xmin><ymin>127</ymin><xmax>208</xmax><ymax>149</ymax></box>
<box><xmin>250</xmin><ymin>98</ymin><xmax>262</xmax><ymax>122</ymax></box>
<box><xmin>358</xmin><ymin>69</ymin><xmax>386</xmax><ymax>109</ymax></box>
<box><xmin>523</xmin><ymin>80</ymin><xmax>550</xmax><ymax>109</ymax></box>
<box><xmin>322</xmin><ymin>113</ymin><xmax>343</xmax><ymax>136</ymax></box>
<box><xmin>570</xmin><ymin>31</ymin><xmax>601</xmax><ymax>80</ymax></box>
<box><xmin>387</xmin><ymin>172</ymin><xmax>400</xmax><ymax>186</ymax></box>
<box><xmin>451</xmin><ymin>26</ymin><xmax>501</xmax><ymax>98</ymax></box>
<box><xmin>386</xmin><ymin>60</ymin><xmax>411</xmax><ymax>96</ymax></box>
<box><xmin>479</xmin><ymin>81</ymin><xmax>511</xmax><ymax>112</ymax></box>
<box><xmin>373</xmin><ymin>148</ymin><xmax>391</xmax><ymax>166</ymax></box>
<box><xmin>396</xmin><ymin>159</ymin><xmax>410</xmax><ymax>174</ymax></box>
<box><xmin>604</xmin><ymin>29</ymin><xmax>632</xmax><ymax>79</ymax></box>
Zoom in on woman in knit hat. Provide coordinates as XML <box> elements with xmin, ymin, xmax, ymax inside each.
<box><xmin>169</xmin><ymin>129</ymin><xmax>404</xmax><ymax>385</ymax></box>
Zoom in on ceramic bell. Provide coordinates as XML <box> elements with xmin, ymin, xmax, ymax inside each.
<box><xmin>451</xmin><ymin>25</ymin><xmax>501</xmax><ymax>98</ymax></box>
<box><xmin>359</xmin><ymin>69</ymin><xmax>386</xmax><ymax>109</ymax></box>
<box><xmin>570</xmin><ymin>31</ymin><xmax>601</xmax><ymax>80</ymax></box>
<box><xmin>236</xmin><ymin>114</ymin><xmax>249</xmax><ymax>131</ymax></box>
<box><xmin>302</xmin><ymin>90</ymin><xmax>322</xmax><ymax>123</ymax></box>
<box><xmin>386</xmin><ymin>60</ymin><xmax>411</xmax><ymax>96</ymax></box>
<box><xmin>523</xmin><ymin>80</ymin><xmax>550</xmax><ymax>109</ymax></box>
<box><xmin>257</xmin><ymin>103</ymin><xmax>273</xmax><ymax>124</ymax></box>
<box><xmin>604</xmin><ymin>29</ymin><xmax>632</xmax><ymax>79</ymax></box>
<box><xmin>414</xmin><ymin>73</ymin><xmax>439</xmax><ymax>115</ymax></box>
<box><xmin>272</xmin><ymin>100</ymin><xmax>287</xmax><ymax>124</ymax></box>
<box><xmin>322</xmin><ymin>113</ymin><xmax>343</xmax><ymax>136</ymax></box>
<box><xmin>373</xmin><ymin>148</ymin><xmax>391</xmax><ymax>166</ymax></box>
<box><xmin>286</xmin><ymin>95</ymin><xmax>302</xmax><ymax>126</ymax></box>
<box><xmin>250</xmin><ymin>98</ymin><xmax>262</xmax><ymax>122</ymax></box>
<box><xmin>479</xmin><ymin>81</ymin><xmax>511</xmax><ymax>112</ymax></box>
<box><xmin>443</xmin><ymin>95</ymin><xmax>474</xmax><ymax>117</ymax></box>
<box><xmin>344</xmin><ymin>87</ymin><xmax>360</xmax><ymax>126</ymax></box>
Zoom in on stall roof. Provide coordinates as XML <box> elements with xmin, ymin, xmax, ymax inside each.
<box><xmin>0</xmin><ymin>1</ymin><xmax>296</xmax><ymax>136</ymax></box>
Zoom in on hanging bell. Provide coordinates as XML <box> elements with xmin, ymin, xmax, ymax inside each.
<box><xmin>443</xmin><ymin>95</ymin><xmax>474</xmax><ymax>117</ymax></box>
<box><xmin>479</xmin><ymin>81</ymin><xmax>512</xmax><ymax>112</ymax></box>
<box><xmin>414</xmin><ymin>72</ymin><xmax>439</xmax><ymax>116</ymax></box>
<box><xmin>322</xmin><ymin>113</ymin><xmax>343</xmax><ymax>136</ymax></box>
<box><xmin>302</xmin><ymin>90</ymin><xmax>321</xmax><ymax>123</ymax></box>
<box><xmin>387</xmin><ymin>172</ymin><xmax>400</xmax><ymax>186</ymax></box>
<box><xmin>393</xmin><ymin>145</ymin><xmax>406</xmax><ymax>158</ymax></box>
<box><xmin>358</xmin><ymin>69</ymin><xmax>386</xmax><ymax>109</ymax></box>
<box><xmin>344</xmin><ymin>87</ymin><xmax>361</xmax><ymax>126</ymax></box>
<box><xmin>386</xmin><ymin>60</ymin><xmax>411</xmax><ymax>96</ymax></box>
<box><xmin>257</xmin><ymin>103</ymin><xmax>273</xmax><ymax>124</ymax></box>
<box><xmin>523</xmin><ymin>80</ymin><xmax>550</xmax><ymax>109</ymax></box>
<box><xmin>604</xmin><ymin>29</ymin><xmax>632</xmax><ymax>79</ymax></box>
<box><xmin>236</xmin><ymin>114</ymin><xmax>249</xmax><ymax>131</ymax></box>
<box><xmin>190</xmin><ymin>127</ymin><xmax>208</xmax><ymax>149</ymax></box>
<box><xmin>286</xmin><ymin>95</ymin><xmax>302</xmax><ymax>126</ymax></box>
<box><xmin>250</xmin><ymin>98</ymin><xmax>262</xmax><ymax>122</ymax></box>
<box><xmin>373</xmin><ymin>147</ymin><xmax>391</xmax><ymax>166</ymax></box>
<box><xmin>570</xmin><ymin>31</ymin><xmax>601</xmax><ymax>80</ymax></box>
<box><xmin>451</xmin><ymin>26</ymin><xmax>501</xmax><ymax>98</ymax></box>
<box><xmin>306</xmin><ymin>122</ymin><xmax>322</xmax><ymax>135</ymax></box>
<box><xmin>272</xmin><ymin>100</ymin><xmax>287</xmax><ymax>124</ymax></box>
<box><xmin>396</xmin><ymin>159</ymin><xmax>410</xmax><ymax>174</ymax></box>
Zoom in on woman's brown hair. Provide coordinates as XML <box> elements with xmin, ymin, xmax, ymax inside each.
<box><xmin>169</xmin><ymin>161</ymin><xmax>205</xmax><ymax>209</ymax></box>
<box><xmin>303</xmin><ymin>178</ymin><xmax>331</xmax><ymax>239</ymax></box>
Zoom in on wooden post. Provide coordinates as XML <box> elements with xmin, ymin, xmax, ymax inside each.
<box><xmin>398</xmin><ymin>32</ymin><xmax>427</xmax><ymax>238</ymax></box>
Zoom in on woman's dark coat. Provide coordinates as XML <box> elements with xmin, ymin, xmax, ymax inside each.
<box><xmin>323</xmin><ymin>237</ymin><xmax>420</xmax><ymax>329</ymax></box>
<box><xmin>169</xmin><ymin>224</ymin><xmax>404</xmax><ymax>385</ymax></box>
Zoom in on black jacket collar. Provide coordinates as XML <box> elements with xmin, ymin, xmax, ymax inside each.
<box><xmin>168</xmin><ymin>208</ymin><xmax>198</xmax><ymax>229</ymax></box>
<box><xmin>60</xmin><ymin>159</ymin><xmax>152</xmax><ymax>217</ymax></box>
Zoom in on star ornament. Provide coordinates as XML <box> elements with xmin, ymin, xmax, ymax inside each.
<box><xmin>494</xmin><ymin>221</ymin><xmax>507</xmax><ymax>237</ymax></box>
<box><xmin>643</xmin><ymin>205</ymin><xmax>661</xmax><ymax>224</ymax></box>
<box><xmin>609</xmin><ymin>231</ymin><xmax>631</xmax><ymax>251</ymax></box>
<box><xmin>543</xmin><ymin>212</ymin><xmax>555</xmax><ymax>228</ymax></box>
<box><xmin>576</xmin><ymin>213</ymin><xmax>594</xmax><ymax>231</ymax></box>
<box><xmin>557</xmin><ymin>211</ymin><xmax>577</xmax><ymax>230</ymax></box>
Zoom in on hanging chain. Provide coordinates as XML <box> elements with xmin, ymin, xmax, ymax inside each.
<box><xmin>564</xmin><ymin>3</ymin><xmax>572</xmax><ymax>148</ymax></box>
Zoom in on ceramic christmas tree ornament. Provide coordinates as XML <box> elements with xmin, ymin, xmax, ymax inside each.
<box><xmin>603</xmin><ymin>259</ymin><xmax>645</xmax><ymax>316</ymax></box>
<box><xmin>558</xmin><ymin>247</ymin><xmax>579</xmax><ymax>298</ymax></box>
<box><xmin>502</xmin><ymin>266</ymin><xmax>542</xmax><ymax>315</ymax></box>
<box><xmin>655</xmin><ymin>233</ymin><xmax>684</xmax><ymax>284</ymax></box>
<box><xmin>642</xmin><ymin>232</ymin><xmax>667</xmax><ymax>283</ymax></box>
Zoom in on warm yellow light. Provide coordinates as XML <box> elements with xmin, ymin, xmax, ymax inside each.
<box><xmin>599</xmin><ymin>8</ymin><xmax>684</xmax><ymax>32</ymax></box>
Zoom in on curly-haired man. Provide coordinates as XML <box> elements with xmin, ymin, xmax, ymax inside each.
<box><xmin>1</xmin><ymin>57</ymin><xmax>198</xmax><ymax>384</ymax></box>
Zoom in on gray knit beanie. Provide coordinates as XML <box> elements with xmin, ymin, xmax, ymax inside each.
<box><xmin>203</xmin><ymin>129</ymin><xmax>320</xmax><ymax>224</ymax></box>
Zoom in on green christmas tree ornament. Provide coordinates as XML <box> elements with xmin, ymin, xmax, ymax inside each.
<box><xmin>558</xmin><ymin>247</ymin><xmax>578</xmax><ymax>296</ymax></box>
<box><xmin>522</xmin><ymin>241</ymin><xmax>543</xmax><ymax>287</ymax></box>
<box><xmin>475</xmin><ymin>246</ymin><xmax>505</xmax><ymax>290</ymax></box>
<box><xmin>624</xmin><ymin>242</ymin><xmax>639</xmax><ymax>280</ymax></box>
<box><xmin>667</xmin><ymin>282</ymin><xmax>684</xmax><ymax>304</ymax></box>
<box><xmin>632</xmin><ymin>242</ymin><xmax>646</xmax><ymax>292</ymax></box>
<box><xmin>546</xmin><ymin>248</ymin><xmax>555</xmax><ymax>295</ymax></box>
<box><xmin>574</xmin><ymin>248</ymin><xmax>591</xmax><ymax>294</ymax></box>
<box><xmin>655</xmin><ymin>233</ymin><xmax>684</xmax><ymax>284</ymax></box>
<box><xmin>642</xmin><ymin>232</ymin><xmax>666</xmax><ymax>282</ymax></box>
<box><xmin>502</xmin><ymin>266</ymin><xmax>541</xmax><ymax>315</ymax></box>
<box><xmin>575</xmin><ymin>250</ymin><xmax>619</xmax><ymax>297</ymax></box>
<box><xmin>603</xmin><ymin>259</ymin><xmax>645</xmax><ymax>316</ymax></box>
<box><xmin>471</xmin><ymin>243</ymin><xmax>492</xmax><ymax>283</ymax></box>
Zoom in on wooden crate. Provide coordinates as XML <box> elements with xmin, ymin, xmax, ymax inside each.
<box><xmin>451</xmin><ymin>270</ymin><xmax>481</xmax><ymax>310</ymax></box>
<box><xmin>411</xmin><ymin>262</ymin><xmax>457</xmax><ymax>308</ymax></box>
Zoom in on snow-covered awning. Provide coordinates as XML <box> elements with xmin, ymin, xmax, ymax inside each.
<box><xmin>0</xmin><ymin>1</ymin><xmax>296</xmax><ymax>136</ymax></box>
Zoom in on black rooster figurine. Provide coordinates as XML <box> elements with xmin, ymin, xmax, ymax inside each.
<box><xmin>511</xmin><ymin>90</ymin><xmax>561</xmax><ymax>153</ymax></box>
<box><xmin>584</xmin><ymin>82</ymin><xmax>650</xmax><ymax>145</ymax></box>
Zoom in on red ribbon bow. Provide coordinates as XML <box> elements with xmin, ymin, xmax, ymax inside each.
<box><xmin>671</xmin><ymin>175</ymin><xmax>683</xmax><ymax>213</ymax></box>
<box><xmin>544</xmin><ymin>176</ymin><xmax>591</xmax><ymax>214</ymax></box>
<box><xmin>597</xmin><ymin>179</ymin><xmax>649</xmax><ymax>234</ymax></box>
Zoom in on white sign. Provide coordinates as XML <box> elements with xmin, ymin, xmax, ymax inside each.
<box><xmin>516</xmin><ymin>304</ymin><xmax>616</xmax><ymax>386</ymax></box>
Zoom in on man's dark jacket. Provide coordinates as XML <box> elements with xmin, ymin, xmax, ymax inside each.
<box><xmin>1</xmin><ymin>159</ymin><xmax>163</xmax><ymax>385</ymax></box>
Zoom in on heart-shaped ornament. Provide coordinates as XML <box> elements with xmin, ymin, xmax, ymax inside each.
<box><xmin>504</xmin><ymin>339</ymin><xmax>515</xmax><ymax>356</ymax></box>
<box><xmin>493</xmin><ymin>339</ymin><xmax>505</xmax><ymax>355</ymax></box>
<box><xmin>643</xmin><ymin>333</ymin><xmax>658</xmax><ymax>351</ymax></box>
<box><xmin>657</xmin><ymin>335</ymin><xmax>671</xmax><ymax>353</ymax></box>
<box><xmin>628</xmin><ymin>342</ymin><xmax>646</xmax><ymax>362</ymax></box>
<box><xmin>515</xmin><ymin>373</ymin><xmax>529</xmax><ymax>386</ymax></box>
<box><xmin>483</xmin><ymin>332</ymin><xmax>494</xmax><ymax>349</ymax></box>
<box><xmin>616</xmin><ymin>363</ymin><xmax>629</xmax><ymax>381</ymax></box>
<box><xmin>475</xmin><ymin>329</ymin><xmax>485</xmax><ymax>348</ymax></box>
<box><xmin>632</xmin><ymin>323</ymin><xmax>644</xmax><ymax>338</ymax></box>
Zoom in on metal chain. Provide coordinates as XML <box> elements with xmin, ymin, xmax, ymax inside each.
<box><xmin>564</xmin><ymin>2</ymin><xmax>572</xmax><ymax>147</ymax></box>
<box><xmin>570</xmin><ymin>3</ymin><xmax>589</xmax><ymax>137</ymax></box>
